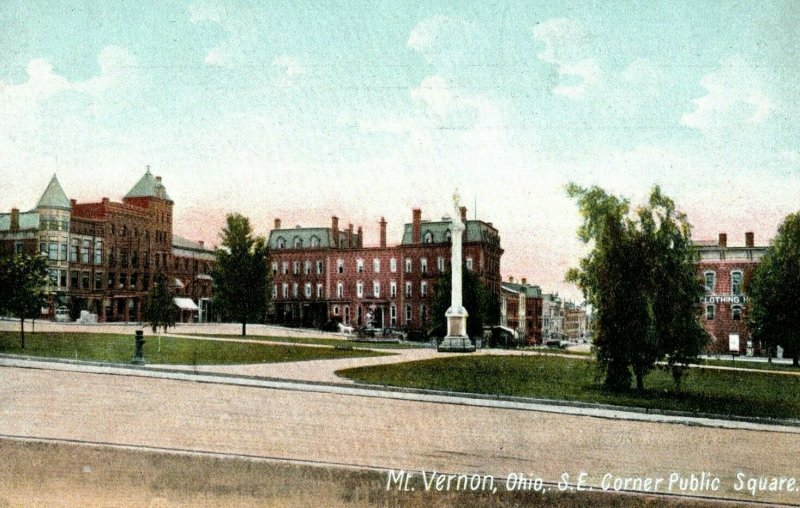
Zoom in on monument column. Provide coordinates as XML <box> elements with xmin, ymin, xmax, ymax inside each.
<box><xmin>438</xmin><ymin>189</ymin><xmax>476</xmax><ymax>352</ymax></box>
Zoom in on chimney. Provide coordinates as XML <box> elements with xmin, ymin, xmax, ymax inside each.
<box><xmin>412</xmin><ymin>208</ymin><xmax>422</xmax><ymax>244</ymax></box>
<box><xmin>718</xmin><ymin>233</ymin><xmax>727</xmax><ymax>248</ymax></box>
<box><xmin>199</xmin><ymin>240</ymin><xmax>204</xmax><ymax>247</ymax></box>
<box><xmin>10</xmin><ymin>208</ymin><xmax>19</xmax><ymax>232</ymax></box>
<box><xmin>156</xmin><ymin>176</ymin><xmax>162</xmax><ymax>183</ymax></box>
<box><xmin>274</xmin><ymin>218</ymin><xmax>281</xmax><ymax>230</ymax></box>
<box><xmin>348</xmin><ymin>223</ymin><xmax>354</xmax><ymax>248</ymax></box>
<box><xmin>522</xmin><ymin>277</ymin><xmax>527</xmax><ymax>285</ymax></box>
<box><xmin>102</xmin><ymin>197</ymin><xmax>109</xmax><ymax>205</ymax></box>
<box><xmin>508</xmin><ymin>276</ymin><xmax>514</xmax><ymax>283</ymax></box>
<box><xmin>332</xmin><ymin>216</ymin><xmax>339</xmax><ymax>248</ymax></box>
<box><xmin>745</xmin><ymin>232</ymin><xmax>754</xmax><ymax>248</ymax></box>
<box><xmin>460</xmin><ymin>206</ymin><xmax>467</xmax><ymax>223</ymax></box>
<box><xmin>357</xmin><ymin>226</ymin><xmax>363</xmax><ymax>248</ymax></box>
<box><xmin>70</xmin><ymin>199</ymin><xmax>77</xmax><ymax>209</ymax></box>
<box><xmin>379</xmin><ymin>217</ymin><xmax>387</xmax><ymax>248</ymax></box>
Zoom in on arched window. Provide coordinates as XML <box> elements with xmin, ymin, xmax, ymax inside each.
<box><xmin>276</xmin><ymin>237</ymin><xmax>286</xmax><ymax>249</ymax></box>
<box><xmin>732</xmin><ymin>305</ymin><xmax>742</xmax><ymax>321</ymax></box>
<box><xmin>293</xmin><ymin>237</ymin><xmax>303</xmax><ymax>249</ymax></box>
<box><xmin>310</xmin><ymin>236</ymin><xmax>320</xmax><ymax>248</ymax></box>
<box><xmin>423</xmin><ymin>231</ymin><xmax>434</xmax><ymax>243</ymax></box>
<box><xmin>731</xmin><ymin>270</ymin><xmax>743</xmax><ymax>295</ymax></box>
<box><xmin>445</xmin><ymin>230</ymin><xmax>452</xmax><ymax>242</ymax></box>
<box><xmin>704</xmin><ymin>271</ymin><xmax>716</xmax><ymax>292</ymax></box>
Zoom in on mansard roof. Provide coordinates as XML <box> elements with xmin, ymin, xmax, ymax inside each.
<box><xmin>36</xmin><ymin>175</ymin><xmax>71</xmax><ymax>210</ymax></box>
<box><xmin>125</xmin><ymin>167</ymin><xmax>171</xmax><ymax>201</ymax></box>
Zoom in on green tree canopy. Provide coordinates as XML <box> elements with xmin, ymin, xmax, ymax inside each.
<box><xmin>566</xmin><ymin>184</ymin><xmax>708</xmax><ymax>390</ymax></box>
<box><xmin>143</xmin><ymin>272</ymin><xmax>176</xmax><ymax>333</ymax></box>
<box><xmin>0</xmin><ymin>254</ymin><xmax>49</xmax><ymax>348</ymax></box>
<box><xmin>749</xmin><ymin>212</ymin><xmax>800</xmax><ymax>367</ymax></box>
<box><xmin>430</xmin><ymin>266</ymin><xmax>499</xmax><ymax>340</ymax></box>
<box><xmin>211</xmin><ymin>213</ymin><xmax>270</xmax><ymax>336</ymax></box>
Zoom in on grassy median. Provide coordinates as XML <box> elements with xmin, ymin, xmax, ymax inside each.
<box><xmin>187</xmin><ymin>333</ymin><xmax>421</xmax><ymax>349</ymax></box>
<box><xmin>0</xmin><ymin>331</ymin><xmax>388</xmax><ymax>365</ymax></box>
<box><xmin>337</xmin><ymin>355</ymin><xmax>800</xmax><ymax>420</ymax></box>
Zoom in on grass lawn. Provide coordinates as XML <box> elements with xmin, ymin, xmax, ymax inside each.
<box><xmin>338</xmin><ymin>355</ymin><xmax>800</xmax><ymax>420</ymax></box>
<box><xmin>698</xmin><ymin>358</ymin><xmax>800</xmax><ymax>372</ymax></box>
<box><xmin>0</xmin><ymin>331</ymin><xmax>388</xmax><ymax>365</ymax></box>
<box><xmin>186</xmin><ymin>333</ymin><xmax>422</xmax><ymax>349</ymax></box>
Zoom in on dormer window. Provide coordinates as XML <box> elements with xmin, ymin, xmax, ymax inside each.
<box><xmin>310</xmin><ymin>236</ymin><xmax>320</xmax><ymax>248</ymax></box>
<box><xmin>423</xmin><ymin>231</ymin><xmax>434</xmax><ymax>243</ymax></box>
<box><xmin>293</xmin><ymin>237</ymin><xmax>303</xmax><ymax>249</ymax></box>
<box><xmin>276</xmin><ymin>237</ymin><xmax>286</xmax><ymax>249</ymax></box>
<box><xmin>445</xmin><ymin>230</ymin><xmax>452</xmax><ymax>242</ymax></box>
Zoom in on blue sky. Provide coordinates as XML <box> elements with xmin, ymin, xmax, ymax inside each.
<box><xmin>2</xmin><ymin>1</ymin><xmax>798</xmax><ymax>299</ymax></box>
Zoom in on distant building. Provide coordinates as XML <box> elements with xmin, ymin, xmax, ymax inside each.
<box><xmin>0</xmin><ymin>170</ymin><xmax>214</xmax><ymax>322</ymax></box>
<box><xmin>500</xmin><ymin>277</ymin><xmax>543</xmax><ymax>345</ymax></box>
<box><xmin>541</xmin><ymin>293</ymin><xmax>565</xmax><ymax>342</ymax></box>
<box><xmin>563</xmin><ymin>301</ymin><xmax>588</xmax><ymax>342</ymax></box>
<box><xmin>267</xmin><ymin>207</ymin><xmax>503</xmax><ymax>330</ymax></box>
<box><xmin>694</xmin><ymin>232</ymin><xmax>767</xmax><ymax>354</ymax></box>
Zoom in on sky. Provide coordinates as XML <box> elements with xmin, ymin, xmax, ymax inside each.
<box><xmin>1</xmin><ymin>1</ymin><xmax>798</xmax><ymax>301</ymax></box>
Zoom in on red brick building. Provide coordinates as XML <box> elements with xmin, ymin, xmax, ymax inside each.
<box><xmin>0</xmin><ymin>170</ymin><xmax>214</xmax><ymax>322</ymax></box>
<box><xmin>268</xmin><ymin>207</ymin><xmax>503</xmax><ymax>331</ymax></box>
<box><xmin>695</xmin><ymin>232</ymin><xmax>767</xmax><ymax>354</ymax></box>
<box><xmin>501</xmin><ymin>277</ymin><xmax>543</xmax><ymax>345</ymax></box>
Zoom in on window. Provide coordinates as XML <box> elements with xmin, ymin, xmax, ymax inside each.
<box><xmin>94</xmin><ymin>241</ymin><xmax>102</xmax><ymax>265</ymax></box>
<box><xmin>337</xmin><ymin>259</ymin><xmax>344</xmax><ymax>274</ymax></box>
<box><xmin>310</xmin><ymin>236</ymin><xmax>320</xmax><ymax>248</ymax></box>
<box><xmin>405</xmin><ymin>258</ymin><xmax>412</xmax><ymax>273</ymax></box>
<box><xmin>292</xmin><ymin>283</ymin><xmax>299</xmax><ymax>298</ymax></box>
<box><xmin>81</xmin><ymin>271</ymin><xmax>90</xmax><ymax>289</ymax></box>
<box><xmin>276</xmin><ymin>237</ymin><xmax>286</xmax><ymax>249</ymax></box>
<box><xmin>271</xmin><ymin>262</ymin><xmax>278</xmax><ymax>275</ymax></box>
<box><xmin>405</xmin><ymin>304</ymin><xmax>412</xmax><ymax>323</ymax></box>
<box><xmin>357</xmin><ymin>259</ymin><xmax>364</xmax><ymax>273</ymax></box>
<box><xmin>332</xmin><ymin>305</ymin><xmax>340</xmax><ymax>316</ymax></box>
<box><xmin>317</xmin><ymin>283</ymin><xmax>323</xmax><ymax>298</ymax></box>
<box><xmin>445</xmin><ymin>230</ymin><xmax>451</xmax><ymax>242</ymax></box>
<box><xmin>94</xmin><ymin>272</ymin><xmax>103</xmax><ymax>290</ymax></box>
<box><xmin>337</xmin><ymin>282</ymin><xmax>344</xmax><ymax>298</ymax></box>
<box><xmin>305</xmin><ymin>260</ymin><xmax>312</xmax><ymax>275</ymax></box>
<box><xmin>59</xmin><ymin>270</ymin><xmax>66</xmax><ymax>288</ymax></box>
<box><xmin>70</xmin><ymin>270</ymin><xmax>79</xmax><ymax>289</ymax></box>
<box><xmin>70</xmin><ymin>240</ymin><xmax>79</xmax><ymax>262</ymax></box>
<box><xmin>732</xmin><ymin>305</ymin><xmax>742</xmax><ymax>321</ymax></box>
<box><xmin>706</xmin><ymin>305</ymin><xmax>715</xmax><ymax>320</ymax></box>
<box><xmin>305</xmin><ymin>283</ymin><xmax>312</xmax><ymax>298</ymax></box>
<box><xmin>423</xmin><ymin>231</ymin><xmax>433</xmax><ymax>243</ymax></box>
<box><xmin>293</xmin><ymin>261</ymin><xmax>300</xmax><ymax>275</ymax></box>
<box><xmin>60</xmin><ymin>243</ymin><xmax>67</xmax><ymax>261</ymax></box>
<box><xmin>108</xmin><ymin>272</ymin><xmax>115</xmax><ymax>289</ymax></box>
<box><xmin>81</xmin><ymin>240</ymin><xmax>91</xmax><ymax>264</ymax></box>
<box><xmin>48</xmin><ymin>269</ymin><xmax>58</xmax><ymax>287</ymax></box>
<box><xmin>420</xmin><ymin>258</ymin><xmax>428</xmax><ymax>274</ymax></box>
<box><xmin>130</xmin><ymin>273</ymin><xmax>138</xmax><ymax>290</ymax></box>
<box><xmin>390</xmin><ymin>281</ymin><xmax>397</xmax><ymax>298</ymax></box>
<box><xmin>356</xmin><ymin>281</ymin><xmax>364</xmax><ymax>298</ymax></box>
<box><xmin>390</xmin><ymin>304</ymin><xmax>397</xmax><ymax>327</ymax></box>
<box><xmin>373</xmin><ymin>258</ymin><xmax>380</xmax><ymax>273</ymax></box>
<box><xmin>293</xmin><ymin>237</ymin><xmax>302</xmax><ymax>249</ymax></box>
<box><xmin>282</xmin><ymin>283</ymin><xmax>289</xmax><ymax>298</ymax></box>
<box><xmin>316</xmin><ymin>260</ymin><xmax>324</xmax><ymax>274</ymax></box>
<box><xmin>731</xmin><ymin>271</ymin><xmax>743</xmax><ymax>295</ymax></box>
<box><xmin>420</xmin><ymin>305</ymin><xmax>428</xmax><ymax>326</ymax></box>
<box><xmin>405</xmin><ymin>281</ymin><xmax>412</xmax><ymax>297</ymax></box>
<box><xmin>120</xmin><ymin>225</ymin><xmax>127</xmax><ymax>236</ymax></box>
<box><xmin>437</xmin><ymin>256</ymin><xmax>445</xmax><ymax>272</ymax></box>
<box><xmin>466</xmin><ymin>257</ymin><xmax>473</xmax><ymax>271</ymax></box>
<box><xmin>373</xmin><ymin>281</ymin><xmax>380</xmax><ymax>298</ymax></box>
<box><xmin>390</xmin><ymin>258</ymin><xmax>397</xmax><ymax>273</ymax></box>
<box><xmin>421</xmin><ymin>281</ymin><xmax>428</xmax><ymax>296</ymax></box>
<box><xmin>272</xmin><ymin>284</ymin><xmax>278</xmax><ymax>299</ymax></box>
<box><xmin>704</xmin><ymin>271</ymin><xmax>716</xmax><ymax>292</ymax></box>
<box><xmin>48</xmin><ymin>242</ymin><xmax>58</xmax><ymax>261</ymax></box>
<box><xmin>282</xmin><ymin>262</ymin><xmax>289</xmax><ymax>275</ymax></box>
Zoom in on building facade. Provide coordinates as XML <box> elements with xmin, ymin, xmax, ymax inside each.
<box><xmin>267</xmin><ymin>207</ymin><xmax>503</xmax><ymax>331</ymax></box>
<box><xmin>500</xmin><ymin>277</ymin><xmax>543</xmax><ymax>345</ymax></box>
<box><xmin>695</xmin><ymin>232</ymin><xmax>767</xmax><ymax>354</ymax></box>
<box><xmin>0</xmin><ymin>170</ymin><xmax>214</xmax><ymax>322</ymax></box>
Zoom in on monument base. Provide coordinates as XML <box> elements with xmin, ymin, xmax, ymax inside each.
<box><xmin>438</xmin><ymin>308</ymin><xmax>475</xmax><ymax>352</ymax></box>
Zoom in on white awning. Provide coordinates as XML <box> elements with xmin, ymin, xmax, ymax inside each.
<box><xmin>173</xmin><ymin>297</ymin><xmax>199</xmax><ymax>311</ymax></box>
<box><xmin>195</xmin><ymin>273</ymin><xmax>213</xmax><ymax>281</ymax></box>
<box><xmin>173</xmin><ymin>278</ymin><xmax>185</xmax><ymax>289</ymax></box>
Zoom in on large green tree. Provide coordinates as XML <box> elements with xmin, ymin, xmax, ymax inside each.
<box><xmin>0</xmin><ymin>254</ymin><xmax>49</xmax><ymax>349</ymax></box>
<box><xmin>749</xmin><ymin>212</ymin><xmax>800</xmax><ymax>367</ymax></box>
<box><xmin>211</xmin><ymin>213</ymin><xmax>270</xmax><ymax>336</ymax></box>
<box><xmin>143</xmin><ymin>273</ymin><xmax>176</xmax><ymax>333</ymax></box>
<box><xmin>566</xmin><ymin>184</ymin><xmax>708</xmax><ymax>390</ymax></box>
<box><xmin>430</xmin><ymin>266</ymin><xmax>499</xmax><ymax>340</ymax></box>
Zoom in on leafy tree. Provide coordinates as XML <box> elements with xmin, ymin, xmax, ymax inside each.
<box><xmin>430</xmin><ymin>265</ymin><xmax>499</xmax><ymax>340</ymax></box>
<box><xmin>143</xmin><ymin>273</ymin><xmax>176</xmax><ymax>333</ymax></box>
<box><xmin>566</xmin><ymin>184</ymin><xmax>708</xmax><ymax>391</ymax></box>
<box><xmin>0</xmin><ymin>254</ymin><xmax>49</xmax><ymax>349</ymax></box>
<box><xmin>749</xmin><ymin>212</ymin><xmax>800</xmax><ymax>367</ymax></box>
<box><xmin>211</xmin><ymin>213</ymin><xmax>270</xmax><ymax>336</ymax></box>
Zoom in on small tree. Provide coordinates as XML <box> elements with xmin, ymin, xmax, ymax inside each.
<box><xmin>144</xmin><ymin>273</ymin><xmax>176</xmax><ymax>333</ymax></box>
<box><xmin>749</xmin><ymin>212</ymin><xmax>800</xmax><ymax>367</ymax></box>
<box><xmin>0</xmin><ymin>254</ymin><xmax>49</xmax><ymax>349</ymax></box>
<box><xmin>211</xmin><ymin>213</ymin><xmax>270</xmax><ymax>336</ymax></box>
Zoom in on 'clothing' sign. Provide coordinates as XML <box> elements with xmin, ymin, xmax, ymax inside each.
<box><xmin>701</xmin><ymin>295</ymin><xmax>747</xmax><ymax>305</ymax></box>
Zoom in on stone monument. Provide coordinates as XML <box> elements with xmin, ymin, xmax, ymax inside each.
<box><xmin>438</xmin><ymin>189</ymin><xmax>476</xmax><ymax>352</ymax></box>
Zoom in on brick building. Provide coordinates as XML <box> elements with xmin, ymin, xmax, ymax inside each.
<box><xmin>0</xmin><ymin>170</ymin><xmax>214</xmax><ymax>322</ymax></box>
<box><xmin>267</xmin><ymin>207</ymin><xmax>503</xmax><ymax>331</ymax></box>
<box><xmin>500</xmin><ymin>277</ymin><xmax>543</xmax><ymax>345</ymax></box>
<box><xmin>695</xmin><ymin>232</ymin><xmax>767</xmax><ymax>354</ymax></box>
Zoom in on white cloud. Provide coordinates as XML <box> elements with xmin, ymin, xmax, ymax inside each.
<box><xmin>407</xmin><ymin>15</ymin><xmax>470</xmax><ymax>60</ymax></box>
<box><xmin>272</xmin><ymin>56</ymin><xmax>306</xmax><ymax>86</ymax></box>
<box><xmin>532</xmin><ymin>18</ymin><xmax>602</xmax><ymax>100</ymax></box>
<box><xmin>410</xmin><ymin>75</ymin><xmax>456</xmax><ymax>115</ymax></box>
<box><xmin>681</xmin><ymin>56</ymin><xmax>775</xmax><ymax>133</ymax></box>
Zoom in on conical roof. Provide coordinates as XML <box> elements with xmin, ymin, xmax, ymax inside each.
<box><xmin>36</xmin><ymin>175</ymin><xmax>71</xmax><ymax>210</ymax></box>
<box><xmin>124</xmin><ymin>167</ymin><xmax>171</xmax><ymax>201</ymax></box>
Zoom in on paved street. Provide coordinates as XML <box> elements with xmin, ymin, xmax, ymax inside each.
<box><xmin>2</xmin><ymin>362</ymin><xmax>800</xmax><ymax>505</ymax></box>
